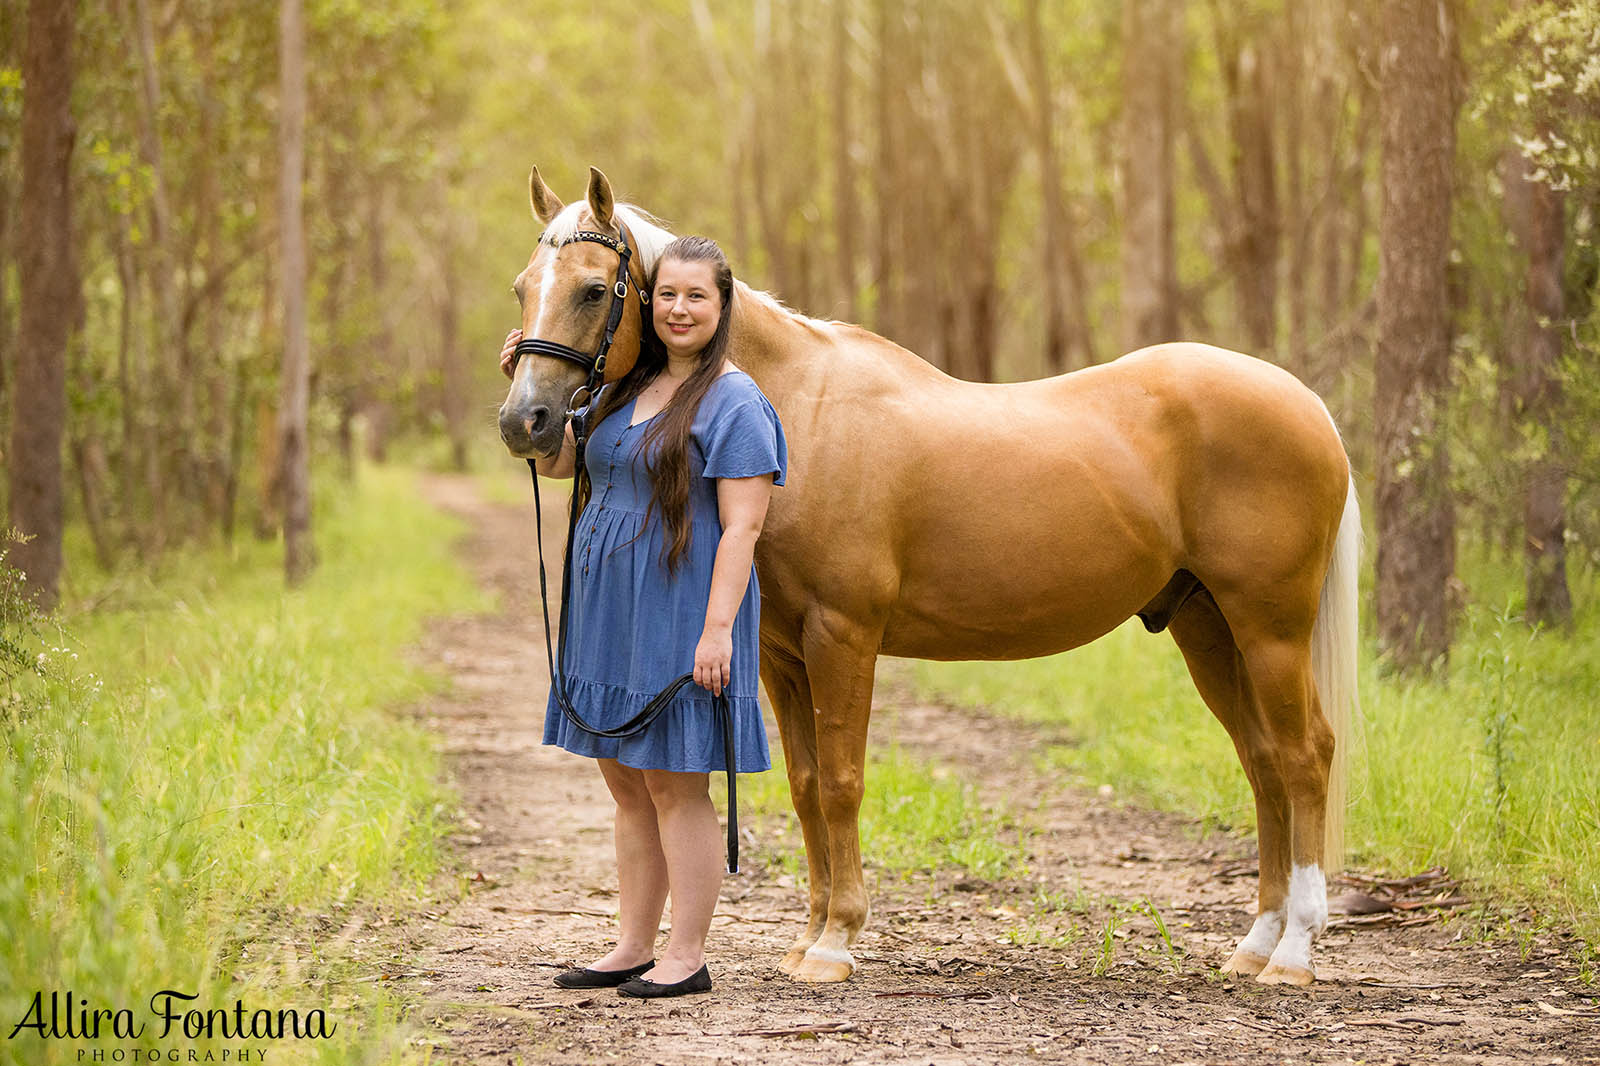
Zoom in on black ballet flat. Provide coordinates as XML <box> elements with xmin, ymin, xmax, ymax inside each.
<box><xmin>553</xmin><ymin>959</ymin><xmax>655</xmax><ymax>989</ymax></box>
<box><xmin>616</xmin><ymin>964</ymin><xmax>713</xmax><ymax>999</ymax></box>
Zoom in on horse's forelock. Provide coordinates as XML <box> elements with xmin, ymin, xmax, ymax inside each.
<box><xmin>540</xmin><ymin>200</ymin><xmax>677</xmax><ymax>274</ymax></box>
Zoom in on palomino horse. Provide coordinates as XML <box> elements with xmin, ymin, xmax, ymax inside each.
<box><xmin>499</xmin><ymin>167</ymin><xmax>1360</xmax><ymax>987</ymax></box>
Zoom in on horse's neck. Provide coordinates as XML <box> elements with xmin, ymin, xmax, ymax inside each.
<box><xmin>730</xmin><ymin>285</ymin><xmax>824</xmax><ymax>384</ymax></box>
<box><xmin>730</xmin><ymin>282</ymin><xmax>945</xmax><ymax>402</ymax></box>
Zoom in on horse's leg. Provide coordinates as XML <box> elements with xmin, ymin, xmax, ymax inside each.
<box><xmin>1233</xmin><ymin>632</ymin><xmax>1334</xmax><ymax>986</ymax></box>
<box><xmin>758</xmin><ymin>648</ymin><xmax>831</xmax><ymax>974</ymax></box>
<box><xmin>1167</xmin><ymin>589</ymin><xmax>1292</xmax><ymax>978</ymax></box>
<box><xmin>789</xmin><ymin>612</ymin><xmax>879</xmax><ymax>984</ymax></box>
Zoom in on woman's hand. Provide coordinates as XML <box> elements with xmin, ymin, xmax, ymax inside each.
<box><xmin>499</xmin><ymin>328</ymin><xmax>523</xmax><ymax>379</ymax></box>
<box><xmin>694</xmin><ymin>624</ymin><xmax>733</xmax><ymax>697</ymax></box>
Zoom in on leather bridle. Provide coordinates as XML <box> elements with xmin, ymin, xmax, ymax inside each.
<box><xmin>508</xmin><ymin>226</ymin><xmax>643</xmax><ymax>412</ymax></box>
<box><xmin>517</xmin><ymin>223</ymin><xmax>742</xmax><ymax>874</ymax></box>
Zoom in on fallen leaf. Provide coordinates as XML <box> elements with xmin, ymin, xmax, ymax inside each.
<box><xmin>1536</xmin><ymin>1001</ymin><xmax>1600</xmax><ymax>1019</ymax></box>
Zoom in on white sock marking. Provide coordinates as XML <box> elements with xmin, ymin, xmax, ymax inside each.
<box><xmin>1235</xmin><ymin>908</ymin><xmax>1285</xmax><ymax>959</ymax></box>
<box><xmin>1286</xmin><ymin>863</ymin><xmax>1328</xmax><ymax>935</ymax></box>
<box><xmin>1266</xmin><ymin>863</ymin><xmax>1327</xmax><ymax>975</ymax></box>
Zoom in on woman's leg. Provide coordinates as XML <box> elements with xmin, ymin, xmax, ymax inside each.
<box><xmin>588</xmin><ymin>758</ymin><xmax>668</xmax><ymax>970</ymax></box>
<box><xmin>641</xmin><ymin>769</ymin><xmax>723</xmax><ymax>983</ymax></box>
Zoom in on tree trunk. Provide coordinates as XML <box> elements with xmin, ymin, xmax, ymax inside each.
<box><xmin>1224</xmin><ymin>37</ymin><xmax>1279</xmax><ymax>356</ymax></box>
<box><xmin>123</xmin><ymin>0</ymin><xmax>192</xmax><ymax>529</ymax></box>
<box><xmin>437</xmin><ymin>230</ymin><xmax>470</xmax><ymax>473</ymax></box>
<box><xmin>320</xmin><ymin>153</ymin><xmax>355</xmax><ymax>481</ymax></box>
<box><xmin>749</xmin><ymin>0</ymin><xmax>791</xmax><ymax>302</ymax></box>
<box><xmin>1026</xmin><ymin>0</ymin><xmax>1070</xmax><ymax>371</ymax></box>
<box><xmin>1374</xmin><ymin>0</ymin><xmax>1458</xmax><ymax>671</ymax></box>
<box><xmin>277</xmin><ymin>0</ymin><xmax>313</xmax><ymax>584</ymax></box>
<box><xmin>872</xmin><ymin>0</ymin><xmax>898</xmax><ymax>343</ymax></box>
<box><xmin>1119</xmin><ymin>0</ymin><xmax>1180</xmax><ymax>352</ymax></box>
<box><xmin>1282</xmin><ymin>0</ymin><xmax>1310</xmax><ymax>373</ymax></box>
<box><xmin>114</xmin><ymin>222</ymin><xmax>138</xmax><ymax>518</ymax></box>
<box><xmin>222</xmin><ymin>357</ymin><xmax>246</xmax><ymax>545</ymax></box>
<box><xmin>7</xmin><ymin>0</ymin><xmax>78</xmax><ymax>608</ymax></box>
<box><xmin>197</xmin><ymin>12</ymin><xmax>234</xmax><ymax>531</ymax></box>
<box><xmin>831</xmin><ymin>0</ymin><xmax>857</xmax><ymax>321</ymax></box>
<box><xmin>1502</xmin><ymin>145</ymin><xmax>1572</xmax><ymax>629</ymax></box>
<box><xmin>0</xmin><ymin>140</ymin><xmax>12</xmax><ymax>419</ymax></box>
<box><xmin>364</xmin><ymin>186</ymin><xmax>392</xmax><ymax>463</ymax></box>
<box><xmin>783</xmin><ymin>0</ymin><xmax>816</xmax><ymax>314</ymax></box>
<box><xmin>253</xmin><ymin>232</ymin><xmax>280</xmax><ymax>542</ymax></box>
<box><xmin>69</xmin><ymin>434</ymin><xmax>112</xmax><ymax>571</ymax></box>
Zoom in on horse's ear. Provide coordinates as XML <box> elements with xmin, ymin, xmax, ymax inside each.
<box><xmin>586</xmin><ymin>166</ymin><xmax>616</xmax><ymax>229</ymax></box>
<box><xmin>529</xmin><ymin>166</ymin><xmax>563</xmax><ymax>224</ymax></box>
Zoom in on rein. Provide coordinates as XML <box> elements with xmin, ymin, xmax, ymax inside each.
<box><xmin>517</xmin><ymin>224</ymin><xmax>741</xmax><ymax>874</ymax></box>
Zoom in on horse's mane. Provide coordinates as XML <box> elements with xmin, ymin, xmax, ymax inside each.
<box><xmin>545</xmin><ymin>200</ymin><xmax>836</xmax><ymax>330</ymax></box>
<box><xmin>739</xmin><ymin>284</ymin><xmax>831</xmax><ymax>328</ymax></box>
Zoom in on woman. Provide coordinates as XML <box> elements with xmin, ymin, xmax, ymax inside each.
<box><xmin>499</xmin><ymin>235</ymin><xmax>786</xmax><ymax>999</ymax></box>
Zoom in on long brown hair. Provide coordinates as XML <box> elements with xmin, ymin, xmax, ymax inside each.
<box><xmin>590</xmin><ymin>235</ymin><xmax>736</xmax><ymax>574</ymax></box>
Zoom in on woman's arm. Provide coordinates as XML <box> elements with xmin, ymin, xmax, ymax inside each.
<box><xmin>693</xmin><ymin>475</ymin><xmax>775</xmax><ymax>696</ymax></box>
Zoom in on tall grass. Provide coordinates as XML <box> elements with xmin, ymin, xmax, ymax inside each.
<box><xmin>0</xmin><ymin>466</ymin><xmax>487</xmax><ymax>1064</ymax></box>
<box><xmin>907</xmin><ymin>551</ymin><xmax>1600</xmax><ymax>945</ymax></box>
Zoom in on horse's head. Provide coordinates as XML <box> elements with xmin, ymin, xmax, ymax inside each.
<box><xmin>497</xmin><ymin>166</ymin><xmax>660</xmax><ymax>458</ymax></box>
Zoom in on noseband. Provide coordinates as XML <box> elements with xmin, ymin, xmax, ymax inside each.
<box><xmin>516</xmin><ymin>224</ymin><xmax>743</xmax><ymax>874</ymax></box>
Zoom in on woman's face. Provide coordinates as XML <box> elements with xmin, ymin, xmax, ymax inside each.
<box><xmin>652</xmin><ymin>258</ymin><xmax>722</xmax><ymax>359</ymax></box>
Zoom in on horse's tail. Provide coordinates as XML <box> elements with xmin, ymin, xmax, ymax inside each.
<box><xmin>1312</xmin><ymin>473</ymin><xmax>1361</xmax><ymax>872</ymax></box>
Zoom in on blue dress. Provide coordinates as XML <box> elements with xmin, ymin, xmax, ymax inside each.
<box><xmin>542</xmin><ymin>369</ymin><xmax>788</xmax><ymax>773</ymax></box>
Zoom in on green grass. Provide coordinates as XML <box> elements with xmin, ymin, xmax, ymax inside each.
<box><xmin>736</xmin><ymin>743</ymin><xmax>1022</xmax><ymax>883</ymax></box>
<box><xmin>906</xmin><ymin>550</ymin><xmax>1600</xmax><ymax>948</ymax></box>
<box><xmin>900</xmin><ymin>623</ymin><xmax>1253</xmax><ymax>835</ymax></box>
<box><xmin>1</xmin><ymin>465</ymin><xmax>488</xmax><ymax>1065</ymax></box>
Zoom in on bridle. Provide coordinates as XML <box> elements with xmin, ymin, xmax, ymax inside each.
<box><xmin>515</xmin><ymin>223</ymin><xmax>742</xmax><ymax>874</ymax></box>
<box><xmin>509</xmin><ymin>225</ymin><xmax>644</xmax><ymax>418</ymax></box>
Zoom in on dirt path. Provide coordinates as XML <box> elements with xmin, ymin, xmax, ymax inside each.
<box><xmin>394</xmin><ymin>473</ymin><xmax>1596</xmax><ymax>1065</ymax></box>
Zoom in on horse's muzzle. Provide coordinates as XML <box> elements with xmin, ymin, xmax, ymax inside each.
<box><xmin>498</xmin><ymin>400</ymin><xmax>554</xmax><ymax>458</ymax></box>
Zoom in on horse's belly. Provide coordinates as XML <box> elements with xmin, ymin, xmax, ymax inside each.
<box><xmin>880</xmin><ymin>614</ymin><xmax>1126</xmax><ymax>661</ymax></box>
<box><xmin>879</xmin><ymin>552</ymin><xmax>1171</xmax><ymax>661</ymax></box>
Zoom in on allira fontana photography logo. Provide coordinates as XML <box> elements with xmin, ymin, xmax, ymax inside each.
<box><xmin>9</xmin><ymin>989</ymin><xmax>336</xmax><ymax>1060</ymax></box>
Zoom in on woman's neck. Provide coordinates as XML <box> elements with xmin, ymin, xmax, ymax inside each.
<box><xmin>663</xmin><ymin>353</ymin><xmax>698</xmax><ymax>381</ymax></box>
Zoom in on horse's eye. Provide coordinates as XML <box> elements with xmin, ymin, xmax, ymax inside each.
<box><xmin>584</xmin><ymin>285</ymin><xmax>606</xmax><ymax>303</ymax></box>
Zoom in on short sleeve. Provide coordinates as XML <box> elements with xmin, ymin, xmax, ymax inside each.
<box><xmin>701</xmin><ymin>397</ymin><xmax>788</xmax><ymax>486</ymax></box>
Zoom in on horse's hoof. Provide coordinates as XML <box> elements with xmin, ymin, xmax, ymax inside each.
<box><xmin>778</xmin><ymin>948</ymin><xmax>808</xmax><ymax>976</ymax></box>
<box><xmin>1221</xmin><ymin>949</ymin><xmax>1271</xmax><ymax>977</ymax></box>
<box><xmin>1256</xmin><ymin>962</ymin><xmax>1315</xmax><ymax>986</ymax></box>
<box><xmin>792</xmin><ymin>952</ymin><xmax>854</xmax><ymax>983</ymax></box>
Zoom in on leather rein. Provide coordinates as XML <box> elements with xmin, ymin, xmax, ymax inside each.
<box><xmin>512</xmin><ymin>224</ymin><xmax>741</xmax><ymax>874</ymax></box>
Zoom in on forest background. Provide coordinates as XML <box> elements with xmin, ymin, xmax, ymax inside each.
<box><xmin>5</xmin><ymin>0</ymin><xmax>1599</xmax><ymax>665</ymax></box>
<box><xmin>1</xmin><ymin>0</ymin><xmax>1598</xmax><ymax>1058</ymax></box>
